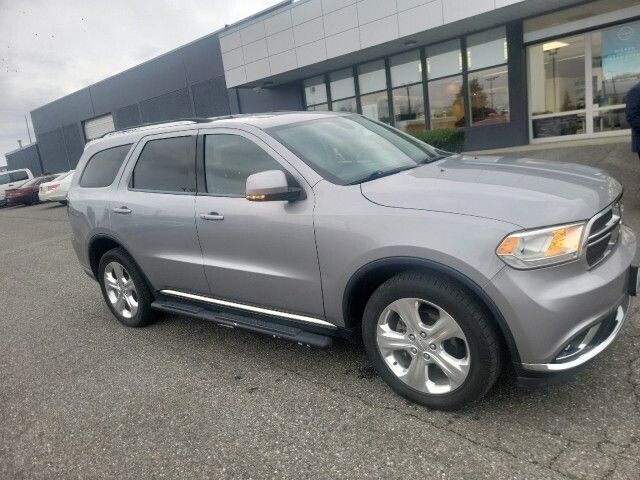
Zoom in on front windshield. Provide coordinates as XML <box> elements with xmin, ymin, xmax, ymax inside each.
<box><xmin>267</xmin><ymin>115</ymin><xmax>443</xmax><ymax>185</ymax></box>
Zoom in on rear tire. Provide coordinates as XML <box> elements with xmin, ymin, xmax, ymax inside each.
<box><xmin>362</xmin><ymin>271</ymin><xmax>502</xmax><ymax>410</ymax></box>
<box><xmin>98</xmin><ymin>248</ymin><xmax>155</xmax><ymax>327</ymax></box>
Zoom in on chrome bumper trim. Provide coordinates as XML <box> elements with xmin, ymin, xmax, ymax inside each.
<box><xmin>521</xmin><ymin>298</ymin><xmax>628</xmax><ymax>372</ymax></box>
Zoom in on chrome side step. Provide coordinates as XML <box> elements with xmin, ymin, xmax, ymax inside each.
<box><xmin>151</xmin><ymin>297</ymin><xmax>333</xmax><ymax>349</ymax></box>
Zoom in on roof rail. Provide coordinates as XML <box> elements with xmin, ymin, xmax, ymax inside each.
<box><xmin>100</xmin><ymin>117</ymin><xmax>227</xmax><ymax>139</ymax></box>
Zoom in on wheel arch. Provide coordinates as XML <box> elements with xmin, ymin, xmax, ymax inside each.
<box><xmin>342</xmin><ymin>257</ymin><xmax>521</xmax><ymax>365</ymax></box>
<box><xmin>87</xmin><ymin>235</ymin><xmax>156</xmax><ymax>295</ymax></box>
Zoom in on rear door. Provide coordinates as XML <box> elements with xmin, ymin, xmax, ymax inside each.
<box><xmin>111</xmin><ymin>130</ymin><xmax>209</xmax><ymax>295</ymax></box>
<box><xmin>195</xmin><ymin>128</ymin><xmax>325</xmax><ymax>319</ymax></box>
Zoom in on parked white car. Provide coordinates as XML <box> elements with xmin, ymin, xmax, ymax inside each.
<box><xmin>0</xmin><ymin>169</ymin><xmax>33</xmax><ymax>207</ymax></box>
<box><xmin>39</xmin><ymin>170</ymin><xmax>74</xmax><ymax>204</ymax></box>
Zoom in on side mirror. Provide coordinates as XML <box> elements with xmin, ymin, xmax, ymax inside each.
<box><xmin>245</xmin><ymin>170</ymin><xmax>302</xmax><ymax>202</ymax></box>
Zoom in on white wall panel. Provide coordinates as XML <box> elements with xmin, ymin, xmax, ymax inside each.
<box><xmin>398</xmin><ymin>1</ymin><xmax>443</xmax><ymax>37</ymax></box>
<box><xmin>323</xmin><ymin>4</ymin><xmax>359</xmax><ymax>37</ymax></box>
<box><xmin>219</xmin><ymin>0</ymin><xmax>555</xmax><ymax>87</ymax></box>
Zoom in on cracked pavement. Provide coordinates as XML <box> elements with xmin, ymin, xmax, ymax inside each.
<box><xmin>1</xmin><ymin>141</ymin><xmax>640</xmax><ymax>479</ymax></box>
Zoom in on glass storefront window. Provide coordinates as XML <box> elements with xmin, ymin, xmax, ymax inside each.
<box><xmin>467</xmin><ymin>27</ymin><xmax>508</xmax><ymax>71</ymax></box>
<box><xmin>426</xmin><ymin>40</ymin><xmax>462</xmax><ymax>80</ymax></box>
<box><xmin>360</xmin><ymin>91</ymin><xmax>390</xmax><ymax>123</ymax></box>
<box><xmin>329</xmin><ymin>68</ymin><xmax>356</xmax><ymax>101</ymax></box>
<box><xmin>358</xmin><ymin>60</ymin><xmax>387</xmax><ymax>95</ymax></box>
<box><xmin>392</xmin><ymin>84</ymin><xmax>425</xmax><ymax>133</ymax></box>
<box><xmin>532</xmin><ymin>113</ymin><xmax>586</xmax><ymax>138</ymax></box>
<box><xmin>592</xmin><ymin>21</ymin><xmax>640</xmax><ymax>108</ymax></box>
<box><xmin>332</xmin><ymin>97</ymin><xmax>357</xmax><ymax>113</ymax></box>
<box><xmin>428</xmin><ymin>76</ymin><xmax>465</xmax><ymax>129</ymax></box>
<box><xmin>306</xmin><ymin>103</ymin><xmax>329</xmax><ymax>111</ymax></box>
<box><xmin>528</xmin><ymin>34</ymin><xmax>585</xmax><ymax>116</ymax></box>
<box><xmin>468</xmin><ymin>66</ymin><xmax>510</xmax><ymax>125</ymax></box>
<box><xmin>390</xmin><ymin>50</ymin><xmax>422</xmax><ymax>87</ymax></box>
<box><xmin>304</xmin><ymin>76</ymin><xmax>327</xmax><ymax>106</ymax></box>
<box><xmin>593</xmin><ymin>108</ymin><xmax>629</xmax><ymax>133</ymax></box>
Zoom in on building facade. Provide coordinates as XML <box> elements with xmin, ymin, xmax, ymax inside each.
<box><xmin>6</xmin><ymin>0</ymin><xmax>640</xmax><ymax>174</ymax></box>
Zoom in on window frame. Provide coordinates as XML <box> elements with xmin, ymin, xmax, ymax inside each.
<box><xmin>195</xmin><ymin>128</ymin><xmax>300</xmax><ymax>199</ymax></box>
<box><xmin>79</xmin><ymin>143</ymin><xmax>133</xmax><ymax>189</ymax></box>
<box><xmin>299</xmin><ymin>24</ymin><xmax>513</xmax><ymax>131</ymax></box>
<box><xmin>126</xmin><ymin>133</ymin><xmax>197</xmax><ymax>195</ymax></box>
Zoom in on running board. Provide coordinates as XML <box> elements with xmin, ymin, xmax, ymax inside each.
<box><xmin>151</xmin><ymin>298</ymin><xmax>333</xmax><ymax>348</ymax></box>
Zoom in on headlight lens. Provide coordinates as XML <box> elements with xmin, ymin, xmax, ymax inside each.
<box><xmin>496</xmin><ymin>223</ymin><xmax>586</xmax><ymax>269</ymax></box>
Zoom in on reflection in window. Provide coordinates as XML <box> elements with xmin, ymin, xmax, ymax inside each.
<box><xmin>428</xmin><ymin>76</ymin><xmax>465</xmax><ymax>129</ymax></box>
<box><xmin>304</xmin><ymin>76</ymin><xmax>327</xmax><ymax>106</ymax></box>
<box><xmin>390</xmin><ymin>50</ymin><xmax>422</xmax><ymax>87</ymax></box>
<box><xmin>332</xmin><ymin>97</ymin><xmax>357</xmax><ymax>113</ymax></box>
<box><xmin>360</xmin><ymin>91</ymin><xmax>390</xmax><ymax>123</ymax></box>
<box><xmin>467</xmin><ymin>27</ymin><xmax>508</xmax><ymax>71</ymax></box>
<box><xmin>528</xmin><ymin>35</ymin><xmax>586</xmax><ymax>116</ymax></box>
<box><xmin>592</xmin><ymin>21</ymin><xmax>640</xmax><ymax>108</ymax></box>
<box><xmin>306</xmin><ymin>103</ymin><xmax>329</xmax><ymax>111</ymax></box>
<box><xmin>469</xmin><ymin>66</ymin><xmax>510</xmax><ymax>125</ymax></box>
<box><xmin>358</xmin><ymin>60</ymin><xmax>387</xmax><ymax>94</ymax></box>
<box><xmin>392</xmin><ymin>84</ymin><xmax>425</xmax><ymax>134</ymax></box>
<box><xmin>426</xmin><ymin>40</ymin><xmax>462</xmax><ymax>80</ymax></box>
<box><xmin>329</xmin><ymin>68</ymin><xmax>355</xmax><ymax>100</ymax></box>
<box><xmin>532</xmin><ymin>114</ymin><xmax>586</xmax><ymax>138</ymax></box>
<box><xmin>593</xmin><ymin>108</ymin><xmax>629</xmax><ymax>133</ymax></box>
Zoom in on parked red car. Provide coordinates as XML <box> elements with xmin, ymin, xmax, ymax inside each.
<box><xmin>5</xmin><ymin>175</ymin><xmax>58</xmax><ymax>206</ymax></box>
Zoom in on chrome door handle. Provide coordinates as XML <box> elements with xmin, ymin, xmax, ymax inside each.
<box><xmin>200</xmin><ymin>212</ymin><xmax>224</xmax><ymax>221</ymax></box>
<box><xmin>113</xmin><ymin>206</ymin><xmax>132</xmax><ymax>214</ymax></box>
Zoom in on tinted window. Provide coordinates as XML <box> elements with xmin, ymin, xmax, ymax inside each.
<box><xmin>10</xmin><ymin>171</ymin><xmax>29</xmax><ymax>182</ymax></box>
<box><xmin>80</xmin><ymin>144</ymin><xmax>132</xmax><ymax>188</ymax></box>
<box><xmin>131</xmin><ymin>137</ymin><xmax>196</xmax><ymax>192</ymax></box>
<box><xmin>0</xmin><ymin>173</ymin><xmax>10</xmax><ymax>184</ymax></box>
<box><xmin>204</xmin><ymin>135</ymin><xmax>284</xmax><ymax>196</ymax></box>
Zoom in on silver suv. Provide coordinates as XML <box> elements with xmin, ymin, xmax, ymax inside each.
<box><xmin>68</xmin><ymin>112</ymin><xmax>638</xmax><ymax>410</ymax></box>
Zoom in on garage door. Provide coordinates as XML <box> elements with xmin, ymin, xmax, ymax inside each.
<box><xmin>83</xmin><ymin>114</ymin><xmax>115</xmax><ymax>142</ymax></box>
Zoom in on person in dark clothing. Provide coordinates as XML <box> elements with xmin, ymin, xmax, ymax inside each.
<box><xmin>627</xmin><ymin>82</ymin><xmax>640</xmax><ymax>160</ymax></box>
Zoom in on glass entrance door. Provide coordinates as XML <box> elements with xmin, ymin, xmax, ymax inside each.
<box><xmin>527</xmin><ymin>19</ymin><xmax>639</xmax><ymax>142</ymax></box>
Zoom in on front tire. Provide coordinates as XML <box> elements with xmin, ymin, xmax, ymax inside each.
<box><xmin>98</xmin><ymin>248</ymin><xmax>155</xmax><ymax>327</ymax></box>
<box><xmin>362</xmin><ymin>271</ymin><xmax>502</xmax><ymax>410</ymax></box>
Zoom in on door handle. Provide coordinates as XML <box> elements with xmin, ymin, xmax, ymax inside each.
<box><xmin>113</xmin><ymin>206</ymin><xmax>132</xmax><ymax>214</ymax></box>
<box><xmin>200</xmin><ymin>212</ymin><xmax>224</xmax><ymax>221</ymax></box>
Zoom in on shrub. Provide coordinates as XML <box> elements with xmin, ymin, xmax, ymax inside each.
<box><xmin>410</xmin><ymin>128</ymin><xmax>466</xmax><ymax>153</ymax></box>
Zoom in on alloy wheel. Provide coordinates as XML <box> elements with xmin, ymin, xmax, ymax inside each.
<box><xmin>103</xmin><ymin>261</ymin><xmax>139</xmax><ymax>319</ymax></box>
<box><xmin>376</xmin><ymin>298</ymin><xmax>470</xmax><ymax>394</ymax></box>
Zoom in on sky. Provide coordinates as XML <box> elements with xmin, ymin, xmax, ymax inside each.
<box><xmin>0</xmin><ymin>0</ymin><xmax>279</xmax><ymax>166</ymax></box>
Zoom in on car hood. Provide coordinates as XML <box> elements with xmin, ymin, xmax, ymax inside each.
<box><xmin>360</xmin><ymin>155</ymin><xmax>622</xmax><ymax>228</ymax></box>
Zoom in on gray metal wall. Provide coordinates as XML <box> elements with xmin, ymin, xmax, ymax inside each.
<box><xmin>30</xmin><ymin>34</ymin><xmax>232</xmax><ymax>173</ymax></box>
<box><xmin>5</xmin><ymin>144</ymin><xmax>43</xmax><ymax>176</ymax></box>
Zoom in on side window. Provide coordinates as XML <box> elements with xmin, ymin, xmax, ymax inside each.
<box><xmin>0</xmin><ymin>173</ymin><xmax>10</xmax><ymax>185</ymax></box>
<box><xmin>204</xmin><ymin>134</ymin><xmax>285</xmax><ymax>196</ymax></box>
<box><xmin>10</xmin><ymin>171</ymin><xmax>29</xmax><ymax>182</ymax></box>
<box><xmin>131</xmin><ymin>136</ymin><xmax>196</xmax><ymax>193</ymax></box>
<box><xmin>79</xmin><ymin>144</ymin><xmax>132</xmax><ymax>188</ymax></box>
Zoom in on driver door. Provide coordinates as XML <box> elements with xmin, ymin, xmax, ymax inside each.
<box><xmin>195</xmin><ymin>128</ymin><xmax>325</xmax><ymax>319</ymax></box>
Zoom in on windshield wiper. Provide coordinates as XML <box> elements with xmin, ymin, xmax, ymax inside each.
<box><xmin>347</xmin><ymin>166</ymin><xmax>415</xmax><ymax>185</ymax></box>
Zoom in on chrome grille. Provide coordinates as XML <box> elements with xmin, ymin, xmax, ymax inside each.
<box><xmin>585</xmin><ymin>200</ymin><xmax>622</xmax><ymax>267</ymax></box>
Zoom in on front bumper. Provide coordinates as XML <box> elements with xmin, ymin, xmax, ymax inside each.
<box><xmin>485</xmin><ymin>225</ymin><xmax>636</xmax><ymax>373</ymax></box>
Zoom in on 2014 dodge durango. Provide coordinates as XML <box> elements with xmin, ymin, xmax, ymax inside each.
<box><xmin>68</xmin><ymin>112</ymin><xmax>638</xmax><ymax>410</ymax></box>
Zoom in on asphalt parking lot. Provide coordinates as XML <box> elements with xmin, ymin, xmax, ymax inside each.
<box><xmin>1</xmin><ymin>144</ymin><xmax>640</xmax><ymax>479</ymax></box>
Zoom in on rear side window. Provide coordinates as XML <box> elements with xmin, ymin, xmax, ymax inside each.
<box><xmin>10</xmin><ymin>171</ymin><xmax>29</xmax><ymax>182</ymax></box>
<box><xmin>131</xmin><ymin>136</ymin><xmax>196</xmax><ymax>193</ymax></box>
<box><xmin>204</xmin><ymin>134</ymin><xmax>283</xmax><ymax>196</ymax></box>
<box><xmin>80</xmin><ymin>144</ymin><xmax>132</xmax><ymax>188</ymax></box>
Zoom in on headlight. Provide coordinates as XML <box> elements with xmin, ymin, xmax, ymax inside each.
<box><xmin>496</xmin><ymin>223</ymin><xmax>586</xmax><ymax>269</ymax></box>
